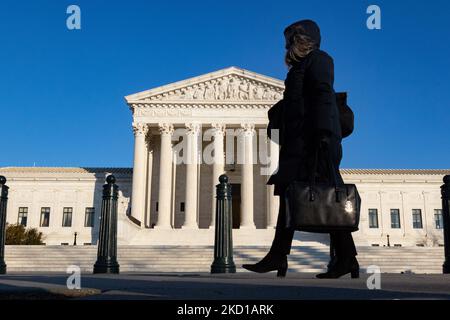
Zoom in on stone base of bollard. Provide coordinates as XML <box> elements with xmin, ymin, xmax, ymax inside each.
<box><xmin>443</xmin><ymin>262</ymin><xmax>450</xmax><ymax>274</ymax></box>
<box><xmin>93</xmin><ymin>261</ymin><xmax>120</xmax><ymax>274</ymax></box>
<box><xmin>211</xmin><ymin>263</ymin><xmax>236</xmax><ymax>274</ymax></box>
<box><xmin>0</xmin><ymin>262</ymin><xmax>6</xmax><ymax>275</ymax></box>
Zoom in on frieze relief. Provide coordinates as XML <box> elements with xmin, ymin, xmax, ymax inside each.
<box><xmin>134</xmin><ymin>108</ymin><xmax>193</xmax><ymax>117</ymax></box>
<box><xmin>141</xmin><ymin>75</ymin><xmax>284</xmax><ymax>102</ymax></box>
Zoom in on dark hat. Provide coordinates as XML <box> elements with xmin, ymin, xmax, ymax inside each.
<box><xmin>284</xmin><ymin>19</ymin><xmax>321</xmax><ymax>48</ymax></box>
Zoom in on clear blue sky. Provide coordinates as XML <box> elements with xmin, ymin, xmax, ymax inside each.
<box><xmin>1</xmin><ymin>0</ymin><xmax>449</xmax><ymax>169</ymax></box>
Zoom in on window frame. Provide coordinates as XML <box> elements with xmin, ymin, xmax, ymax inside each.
<box><xmin>17</xmin><ymin>207</ymin><xmax>28</xmax><ymax>226</ymax></box>
<box><xmin>368</xmin><ymin>208</ymin><xmax>379</xmax><ymax>228</ymax></box>
<box><xmin>390</xmin><ymin>209</ymin><xmax>401</xmax><ymax>229</ymax></box>
<box><xmin>434</xmin><ymin>209</ymin><xmax>443</xmax><ymax>229</ymax></box>
<box><xmin>40</xmin><ymin>207</ymin><xmax>51</xmax><ymax>227</ymax></box>
<box><xmin>412</xmin><ymin>209</ymin><xmax>423</xmax><ymax>229</ymax></box>
<box><xmin>62</xmin><ymin>207</ymin><xmax>73</xmax><ymax>227</ymax></box>
<box><xmin>84</xmin><ymin>207</ymin><xmax>95</xmax><ymax>228</ymax></box>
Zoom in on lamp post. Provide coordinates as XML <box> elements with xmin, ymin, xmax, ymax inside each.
<box><xmin>73</xmin><ymin>232</ymin><xmax>78</xmax><ymax>246</ymax></box>
<box><xmin>441</xmin><ymin>175</ymin><xmax>450</xmax><ymax>274</ymax></box>
<box><xmin>211</xmin><ymin>175</ymin><xmax>236</xmax><ymax>274</ymax></box>
<box><xmin>0</xmin><ymin>176</ymin><xmax>8</xmax><ymax>274</ymax></box>
<box><xmin>93</xmin><ymin>175</ymin><xmax>120</xmax><ymax>274</ymax></box>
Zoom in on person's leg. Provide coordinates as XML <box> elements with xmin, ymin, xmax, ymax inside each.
<box><xmin>324</xmin><ymin>140</ymin><xmax>357</xmax><ymax>266</ymax></box>
<box><xmin>317</xmin><ymin>231</ymin><xmax>358</xmax><ymax>278</ymax></box>
<box><xmin>269</xmin><ymin>192</ymin><xmax>295</xmax><ymax>256</ymax></box>
<box><xmin>242</xmin><ymin>191</ymin><xmax>292</xmax><ymax>275</ymax></box>
<box><xmin>328</xmin><ymin>233</ymin><xmax>337</xmax><ymax>269</ymax></box>
<box><xmin>332</xmin><ymin>232</ymin><xmax>357</xmax><ymax>258</ymax></box>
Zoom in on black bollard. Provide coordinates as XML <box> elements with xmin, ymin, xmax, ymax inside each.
<box><xmin>211</xmin><ymin>175</ymin><xmax>236</xmax><ymax>273</ymax></box>
<box><xmin>93</xmin><ymin>175</ymin><xmax>120</xmax><ymax>274</ymax></box>
<box><xmin>441</xmin><ymin>175</ymin><xmax>450</xmax><ymax>274</ymax></box>
<box><xmin>0</xmin><ymin>176</ymin><xmax>8</xmax><ymax>274</ymax></box>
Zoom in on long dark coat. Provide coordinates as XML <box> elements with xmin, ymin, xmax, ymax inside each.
<box><xmin>267</xmin><ymin>49</ymin><xmax>344</xmax><ymax>195</ymax></box>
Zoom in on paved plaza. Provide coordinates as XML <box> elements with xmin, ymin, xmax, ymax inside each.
<box><xmin>0</xmin><ymin>272</ymin><xmax>449</xmax><ymax>300</ymax></box>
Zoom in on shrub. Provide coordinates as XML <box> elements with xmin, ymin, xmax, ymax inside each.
<box><xmin>5</xmin><ymin>224</ymin><xmax>44</xmax><ymax>245</ymax></box>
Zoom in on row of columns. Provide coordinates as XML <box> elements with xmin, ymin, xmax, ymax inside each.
<box><xmin>130</xmin><ymin>122</ymin><xmax>279</xmax><ymax>229</ymax></box>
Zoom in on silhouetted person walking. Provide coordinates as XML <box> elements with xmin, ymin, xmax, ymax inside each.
<box><xmin>243</xmin><ymin>20</ymin><xmax>359</xmax><ymax>279</ymax></box>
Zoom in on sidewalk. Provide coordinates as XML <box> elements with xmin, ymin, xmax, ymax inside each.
<box><xmin>1</xmin><ymin>272</ymin><xmax>450</xmax><ymax>300</ymax></box>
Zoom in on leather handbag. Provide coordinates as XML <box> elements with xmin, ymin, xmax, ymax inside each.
<box><xmin>284</xmin><ymin>145</ymin><xmax>361</xmax><ymax>233</ymax></box>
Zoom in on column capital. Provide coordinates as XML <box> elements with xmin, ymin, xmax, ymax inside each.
<box><xmin>211</xmin><ymin>123</ymin><xmax>226</xmax><ymax>135</ymax></box>
<box><xmin>185</xmin><ymin>123</ymin><xmax>201</xmax><ymax>135</ymax></box>
<box><xmin>158</xmin><ymin>123</ymin><xmax>174</xmax><ymax>135</ymax></box>
<box><xmin>240</xmin><ymin>123</ymin><xmax>255</xmax><ymax>136</ymax></box>
<box><xmin>132</xmin><ymin>122</ymin><xmax>148</xmax><ymax>137</ymax></box>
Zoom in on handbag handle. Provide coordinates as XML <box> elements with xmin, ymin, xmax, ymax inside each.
<box><xmin>307</xmin><ymin>142</ymin><xmax>342</xmax><ymax>202</ymax></box>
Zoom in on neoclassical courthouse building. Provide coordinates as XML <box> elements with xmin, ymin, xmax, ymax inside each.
<box><xmin>0</xmin><ymin>67</ymin><xmax>448</xmax><ymax>248</ymax></box>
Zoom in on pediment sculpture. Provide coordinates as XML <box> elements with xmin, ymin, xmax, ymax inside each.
<box><xmin>146</xmin><ymin>75</ymin><xmax>284</xmax><ymax>102</ymax></box>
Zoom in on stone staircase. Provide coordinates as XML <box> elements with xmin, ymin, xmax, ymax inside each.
<box><xmin>3</xmin><ymin>245</ymin><xmax>445</xmax><ymax>274</ymax></box>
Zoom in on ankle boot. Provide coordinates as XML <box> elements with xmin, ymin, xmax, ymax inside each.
<box><xmin>316</xmin><ymin>256</ymin><xmax>359</xmax><ymax>279</ymax></box>
<box><xmin>242</xmin><ymin>252</ymin><xmax>288</xmax><ymax>277</ymax></box>
<box><xmin>327</xmin><ymin>255</ymin><xmax>338</xmax><ymax>271</ymax></box>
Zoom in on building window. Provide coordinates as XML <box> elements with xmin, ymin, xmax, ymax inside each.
<box><xmin>435</xmin><ymin>209</ymin><xmax>443</xmax><ymax>229</ymax></box>
<box><xmin>368</xmin><ymin>209</ymin><xmax>379</xmax><ymax>228</ymax></box>
<box><xmin>390</xmin><ymin>209</ymin><xmax>401</xmax><ymax>229</ymax></box>
<box><xmin>40</xmin><ymin>207</ymin><xmax>50</xmax><ymax>227</ymax></box>
<box><xmin>17</xmin><ymin>207</ymin><xmax>28</xmax><ymax>226</ymax></box>
<box><xmin>180</xmin><ymin>202</ymin><xmax>185</xmax><ymax>212</ymax></box>
<box><xmin>62</xmin><ymin>207</ymin><xmax>73</xmax><ymax>227</ymax></box>
<box><xmin>412</xmin><ymin>209</ymin><xmax>423</xmax><ymax>229</ymax></box>
<box><xmin>85</xmin><ymin>207</ymin><xmax>95</xmax><ymax>227</ymax></box>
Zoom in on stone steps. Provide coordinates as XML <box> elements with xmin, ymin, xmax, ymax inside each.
<box><xmin>2</xmin><ymin>246</ymin><xmax>445</xmax><ymax>274</ymax></box>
